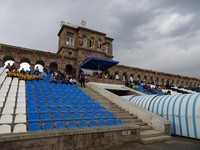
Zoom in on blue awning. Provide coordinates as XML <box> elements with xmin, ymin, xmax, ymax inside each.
<box><xmin>80</xmin><ymin>57</ymin><xmax>119</xmax><ymax>71</ymax></box>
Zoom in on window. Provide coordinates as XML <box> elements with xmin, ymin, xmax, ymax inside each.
<box><xmin>88</xmin><ymin>37</ymin><xmax>94</xmax><ymax>48</ymax></box>
<box><xmin>82</xmin><ymin>35</ymin><xmax>87</xmax><ymax>48</ymax></box>
<box><xmin>97</xmin><ymin>39</ymin><xmax>102</xmax><ymax>50</ymax></box>
<box><xmin>66</xmin><ymin>32</ymin><xmax>74</xmax><ymax>46</ymax></box>
<box><xmin>105</xmin><ymin>43</ymin><xmax>110</xmax><ymax>54</ymax></box>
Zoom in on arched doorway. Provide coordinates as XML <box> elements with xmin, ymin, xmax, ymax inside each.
<box><xmin>65</xmin><ymin>64</ymin><xmax>73</xmax><ymax>75</ymax></box>
<box><xmin>35</xmin><ymin>60</ymin><xmax>45</xmax><ymax>72</ymax></box>
<box><xmin>3</xmin><ymin>56</ymin><xmax>15</xmax><ymax>67</ymax></box>
<box><xmin>50</xmin><ymin>62</ymin><xmax>58</xmax><ymax>71</ymax></box>
<box><xmin>19</xmin><ymin>58</ymin><xmax>31</xmax><ymax>71</ymax></box>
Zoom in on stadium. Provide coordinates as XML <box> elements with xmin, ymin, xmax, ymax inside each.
<box><xmin>0</xmin><ymin>22</ymin><xmax>200</xmax><ymax>149</ymax></box>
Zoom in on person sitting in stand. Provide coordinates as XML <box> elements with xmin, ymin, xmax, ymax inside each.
<box><xmin>26</xmin><ymin>72</ymin><xmax>34</xmax><ymax>81</ymax></box>
<box><xmin>34</xmin><ymin>66</ymin><xmax>40</xmax><ymax>73</ymax></box>
<box><xmin>62</xmin><ymin>73</ymin><xmax>69</xmax><ymax>84</ymax></box>
<box><xmin>20</xmin><ymin>68</ymin><xmax>26</xmax><ymax>74</ymax></box>
<box><xmin>69</xmin><ymin>77</ymin><xmax>76</xmax><ymax>85</ymax></box>
<box><xmin>41</xmin><ymin>68</ymin><xmax>47</xmax><ymax>78</ymax></box>
<box><xmin>50</xmin><ymin>72</ymin><xmax>57</xmax><ymax>83</ymax></box>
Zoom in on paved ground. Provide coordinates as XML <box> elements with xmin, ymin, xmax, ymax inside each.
<box><xmin>104</xmin><ymin>136</ymin><xmax>200</xmax><ymax>150</ymax></box>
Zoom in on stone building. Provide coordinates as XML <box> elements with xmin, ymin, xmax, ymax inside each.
<box><xmin>0</xmin><ymin>23</ymin><xmax>199</xmax><ymax>88</ymax></box>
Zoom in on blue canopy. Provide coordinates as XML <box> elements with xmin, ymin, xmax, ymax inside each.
<box><xmin>80</xmin><ymin>57</ymin><xmax>119</xmax><ymax>71</ymax></box>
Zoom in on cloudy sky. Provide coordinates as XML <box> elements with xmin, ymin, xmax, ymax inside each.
<box><xmin>0</xmin><ymin>0</ymin><xmax>200</xmax><ymax>77</ymax></box>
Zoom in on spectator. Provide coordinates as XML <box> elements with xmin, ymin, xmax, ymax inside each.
<box><xmin>79</xmin><ymin>69</ymin><xmax>86</xmax><ymax>88</ymax></box>
<box><xmin>69</xmin><ymin>77</ymin><xmax>76</xmax><ymax>85</ymax></box>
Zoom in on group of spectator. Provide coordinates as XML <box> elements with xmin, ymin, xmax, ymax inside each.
<box><xmin>6</xmin><ymin>63</ymin><xmax>42</xmax><ymax>81</ymax></box>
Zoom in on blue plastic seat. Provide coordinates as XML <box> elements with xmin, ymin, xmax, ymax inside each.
<box><xmin>107</xmin><ymin>119</ymin><xmax>115</xmax><ymax>126</ymax></box>
<box><xmin>38</xmin><ymin>102</ymin><xmax>46</xmax><ymax>108</ymax></box>
<box><xmin>49</xmin><ymin>107</ymin><xmax>58</xmax><ymax>113</ymax></box>
<box><xmin>98</xmin><ymin>120</ymin><xmax>107</xmax><ymax>127</ymax></box>
<box><xmin>29</xmin><ymin>123</ymin><xmax>41</xmax><ymax>132</ymax></box>
<box><xmin>108</xmin><ymin>112</ymin><xmax>115</xmax><ymax>119</ymax></box>
<box><xmin>93</xmin><ymin>107</ymin><xmax>100</xmax><ymax>113</ymax></box>
<box><xmin>77</xmin><ymin>106</ymin><xmax>85</xmax><ymax>113</ymax></box>
<box><xmin>89</xmin><ymin>120</ymin><xmax>97</xmax><ymax>127</ymax></box>
<box><xmin>69</xmin><ymin>107</ymin><xmax>76</xmax><ymax>113</ymax></box>
<box><xmin>83</xmin><ymin>112</ymin><xmax>91</xmax><ymax>120</ymax></box>
<box><xmin>63</xmin><ymin>113</ymin><xmax>73</xmax><ymax>121</ymax></box>
<box><xmin>116</xmin><ymin>119</ymin><xmax>123</xmax><ymax>125</ymax></box>
<box><xmin>55</xmin><ymin>101</ymin><xmax>64</xmax><ymax>107</ymax></box>
<box><xmin>100</xmin><ymin>107</ymin><xmax>107</xmax><ymax>112</ymax></box>
<box><xmin>85</xmin><ymin>106</ymin><xmax>93</xmax><ymax>113</ymax></box>
<box><xmin>79</xmin><ymin>120</ymin><xmax>88</xmax><ymax>128</ymax></box>
<box><xmin>28</xmin><ymin>107</ymin><xmax>38</xmax><ymax>114</ymax></box>
<box><xmin>41</xmin><ymin>113</ymin><xmax>51</xmax><ymax>122</ymax></box>
<box><xmin>28</xmin><ymin>114</ymin><xmax>40</xmax><ymax>122</ymax></box>
<box><xmin>43</xmin><ymin>122</ymin><xmax>54</xmax><ymax>130</ymax></box>
<box><xmin>91</xmin><ymin>112</ymin><xmax>99</xmax><ymax>120</ymax></box>
<box><xmin>56</xmin><ymin>122</ymin><xmax>66</xmax><ymax>129</ymax></box>
<box><xmin>52</xmin><ymin>113</ymin><xmax>63</xmax><ymax>121</ymax></box>
<box><xmin>39</xmin><ymin>107</ymin><xmax>49</xmax><ymax>113</ymax></box>
<box><xmin>59</xmin><ymin>107</ymin><xmax>67</xmax><ymax>113</ymax></box>
<box><xmin>74</xmin><ymin>112</ymin><xmax>82</xmax><ymax>120</ymax></box>
<box><xmin>99</xmin><ymin>112</ymin><xmax>108</xmax><ymax>119</ymax></box>
<box><xmin>68</xmin><ymin>121</ymin><xmax>78</xmax><ymax>129</ymax></box>
<box><xmin>93</xmin><ymin>103</ymin><xmax>100</xmax><ymax>108</ymax></box>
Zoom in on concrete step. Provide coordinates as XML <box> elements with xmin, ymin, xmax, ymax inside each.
<box><xmin>141</xmin><ymin>135</ymin><xmax>171</xmax><ymax>144</ymax></box>
<box><xmin>140</xmin><ymin>130</ymin><xmax>164</xmax><ymax>138</ymax></box>
<box><xmin>140</xmin><ymin>125</ymin><xmax>152</xmax><ymax>131</ymax></box>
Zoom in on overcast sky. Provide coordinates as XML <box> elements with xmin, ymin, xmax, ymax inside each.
<box><xmin>0</xmin><ymin>0</ymin><xmax>200</xmax><ymax>78</ymax></box>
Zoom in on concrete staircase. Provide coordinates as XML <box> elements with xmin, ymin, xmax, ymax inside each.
<box><xmin>80</xmin><ymin>85</ymin><xmax>171</xmax><ymax>144</ymax></box>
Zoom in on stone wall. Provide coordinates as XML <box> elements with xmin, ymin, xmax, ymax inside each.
<box><xmin>0</xmin><ymin>124</ymin><xmax>139</xmax><ymax>150</ymax></box>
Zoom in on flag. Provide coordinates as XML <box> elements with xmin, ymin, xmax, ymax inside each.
<box><xmin>92</xmin><ymin>41</ymin><xmax>96</xmax><ymax>50</ymax></box>
<box><xmin>62</xmin><ymin>52</ymin><xmax>64</xmax><ymax>61</ymax></box>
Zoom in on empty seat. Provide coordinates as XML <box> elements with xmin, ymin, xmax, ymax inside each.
<box><xmin>79</xmin><ymin>120</ymin><xmax>88</xmax><ymax>128</ymax></box>
<box><xmin>116</xmin><ymin>119</ymin><xmax>123</xmax><ymax>125</ymax></box>
<box><xmin>59</xmin><ymin>107</ymin><xmax>67</xmax><ymax>113</ymax></box>
<box><xmin>52</xmin><ymin>113</ymin><xmax>63</xmax><ymax>121</ymax></box>
<box><xmin>89</xmin><ymin>120</ymin><xmax>97</xmax><ymax>128</ymax></box>
<box><xmin>28</xmin><ymin>107</ymin><xmax>38</xmax><ymax>114</ymax></box>
<box><xmin>16</xmin><ymin>101</ymin><xmax>26</xmax><ymax>107</ymax></box>
<box><xmin>99</xmin><ymin>112</ymin><xmax>108</xmax><ymax>119</ymax></box>
<box><xmin>14</xmin><ymin>114</ymin><xmax>26</xmax><ymax>123</ymax></box>
<box><xmin>68</xmin><ymin>121</ymin><xmax>78</xmax><ymax>129</ymax></box>
<box><xmin>2</xmin><ymin>107</ymin><xmax>14</xmax><ymax>114</ymax></box>
<box><xmin>49</xmin><ymin>107</ymin><xmax>58</xmax><ymax>113</ymax></box>
<box><xmin>4</xmin><ymin>101</ymin><xmax>15</xmax><ymax>107</ymax></box>
<box><xmin>77</xmin><ymin>106</ymin><xmax>85</xmax><ymax>113</ymax></box>
<box><xmin>98</xmin><ymin>120</ymin><xmax>107</xmax><ymax>127</ymax></box>
<box><xmin>107</xmin><ymin>119</ymin><xmax>115</xmax><ymax>126</ymax></box>
<box><xmin>0</xmin><ymin>114</ymin><xmax>13</xmax><ymax>124</ymax></box>
<box><xmin>39</xmin><ymin>107</ymin><xmax>49</xmax><ymax>113</ymax></box>
<box><xmin>108</xmin><ymin>112</ymin><xmax>115</xmax><ymax>119</ymax></box>
<box><xmin>85</xmin><ymin>106</ymin><xmax>93</xmax><ymax>113</ymax></box>
<box><xmin>13</xmin><ymin>124</ymin><xmax>27</xmax><ymax>133</ymax></box>
<box><xmin>63</xmin><ymin>113</ymin><xmax>73</xmax><ymax>121</ymax></box>
<box><xmin>43</xmin><ymin>122</ymin><xmax>54</xmax><ymax>131</ymax></box>
<box><xmin>92</xmin><ymin>112</ymin><xmax>99</xmax><ymax>120</ymax></box>
<box><xmin>41</xmin><ymin>114</ymin><xmax>51</xmax><ymax>122</ymax></box>
<box><xmin>56</xmin><ymin>122</ymin><xmax>66</xmax><ymax>129</ymax></box>
<box><xmin>0</xmin><ymin>125</ymin><xmax>11</xmax><ymax>134</ymax></box>
<box><xmin>28</xmin><ymin>114</ymin><xmax>40</xmax><ymax>122</ymax></box>
<box><xmin>74</xmin><ymin>112</ymin><xmax>82</xmax><ymax>120</ymax></box>
<box><xmin>83</xmin><ymin>112</ymin><xmax>91</xmax><ymax>120</ymax></box>
<box><xmin>29</xmin><ymin>123</ymin><xmax>41</xmax><ymax>132</ymax></box>
<box><xmin>69</xmin><ymin>107</ymin><xmax>76</xmax><ymax>113</ymax></box>
<box><xmin>15</xmin><ymin>106</ymin><xmax>26</xmax><ymax>114</ymax></box>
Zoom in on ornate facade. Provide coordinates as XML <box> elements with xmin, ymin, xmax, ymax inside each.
<box><xmin>0</xmin><ymin>24</ymin><xmax>199</xmax><ymax>88</ymax></box>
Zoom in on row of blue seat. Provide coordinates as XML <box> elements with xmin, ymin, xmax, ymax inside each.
<box><xmin>28</xmin><ymin>106</ymin><xmax>107</xmax><ymax>114</ymax></box>
<box><xmin>28</xmin><ymin>112</ymin><xmax>114</xmax><ymax>122</ymax></box>
<box><xmin>29</xmin><ymin>119</ymin><xmax>123</xmax><ymax>131</ymax></box>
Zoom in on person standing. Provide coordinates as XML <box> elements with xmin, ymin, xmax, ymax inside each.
<box><xmin>80</xmin><ymin>70</ymin><xmax>86</xmax><ymax>88</ymax></box>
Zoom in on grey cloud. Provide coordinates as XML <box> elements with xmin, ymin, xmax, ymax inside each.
<box><xmin>0</xmin><ymin>0</ymin><xmax>200</xmax><ymax>77</ymax></box>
